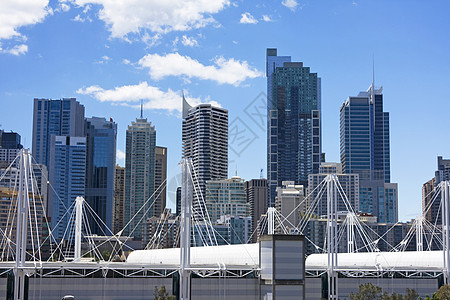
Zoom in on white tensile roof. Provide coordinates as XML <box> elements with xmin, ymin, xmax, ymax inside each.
<box><xmin>126</xmin><ymin>243</ymin><xmax>259</xmax><ymax>269</ymax></box>
<box><xmin>306</xmin><ymin>251</ymin><xmax>444</xmax><ymax>272</ymax></box>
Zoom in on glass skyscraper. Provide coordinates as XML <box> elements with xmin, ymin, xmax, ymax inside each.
<box><xmin>32</xmin><ymin>98</ymin><xmax>85</xmax><ymax>167</ymax></box>
<box><xmin>48</xmin><ymin>136</ymin><xmax>86</xmax><ymax>240</ymax></box>
<box><xmin>124</xmin><ymin>115</ymin><xmax>156</xmax><ymax>240</ymax></box>
<box><xmin>340</xmin><ymin>85</ymin><xmax>397</xmax><ymax>223</ymax></box>
<box><xmin>266</xmin><ymin>48</ymin><xmax>322</xmax><ymax>207</ymax></box>
<box><xmin>85</xmin><ymin>117</ymin><xmax>117</xmax><ymax>235</ymax></box>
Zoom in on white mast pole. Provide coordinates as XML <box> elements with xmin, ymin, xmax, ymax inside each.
<box><xmin>267</xmin><ymin>207</ymin><xmax>276</xmax><ymax>235</ymax></box>
<box><xmin>180</xmin><ymin>158</ymin><xmax>192</xmax><ymax>300</ymax></box>
<box><xmin>74</xmin><ymin>197</ymin><xmax>84</xmax><ymax>261</ymax></box>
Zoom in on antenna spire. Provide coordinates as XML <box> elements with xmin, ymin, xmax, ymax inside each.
<box><xmin>140</xmin><ymin>100</ymin><xmax>143</xmax><ymax>118</ymax></box>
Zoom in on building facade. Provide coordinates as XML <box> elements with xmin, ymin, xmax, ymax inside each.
<box><xmin>245</xmin><ymin>179</ymin><xmax>268</xmax><ymax>242</ymax></box>
<box><xmin>32</xmin><ymin>98</ymin><xmax>85</xmax><ymax>168</ymax></box>
<box><xmin>48</xmin><ymin>136</ymin><xmax>86</xmax><ymax>240</ymax></box>
<box><xmin>124</xmin><ymin>116</ymin><xmax>156</xmax><ymax>240</ymax></box>
<box><xmin>154</xmin><ymin>146</ymin><xmax>167</xmax><ymax>218</ymax></box>
<box><xmin>266</xmin><ymin>48</ymin><xmax>322</xmax><ymax>207</ymax></box>
<box><xmin>182</xmin><ymin>96</ymin><xmax>228</xmax><ymax>219</ymax></box>
<box><xmin>85</xmin><ymin>117</ymin><xmax>117</xmax><ymax>235</ymax></box>
<box><xmin>275</xmin><ymin>181</ymin><xmax>304</xmax><ymax>233</ymax></box>
<box><xmin>307</xmin><ymin>163</ymin><xmax>360</xmax><ymax>217</ymax></box>
<box><xmin>205</xmin><ymin>176</ymin><xmax>249</xmax><ymax>223</ymax></box>
<box><xmin>113</xmin><ymin>165</ymin><xmax>125</xmax><ymax>234</ymax></box>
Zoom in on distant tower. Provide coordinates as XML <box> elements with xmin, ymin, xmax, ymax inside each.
<box><xmin>154</xmin><ymin>146</ymin><xmax>167</xmax><ymax>217</ymax></box>
<box><xmin>85</xmin><ymin>117</ymin><xmax>117</xmax><ymax>235</ymax></box>
<box><xmin>245</xmin><ymin>178</ymin><xmax>267</xmax><ymax>242</ymax></box>
<box><xmin>266</xmin><ymin>48</ymin><xmax>322</xmax><ymax>207</ymax></box>
<box><xmin>113</xmin><ymin>165</ymin><xmax>125</xmax><ymax>234</ymax></box>
<box><xmin>124</xmin><ymin>109</ymin><xmax>156</xmax><ymax>240</ymax></box>
<box><xmin>182</xmin><ymin>96</ymin><xmax>228</xmax><ymax>220</ymax></box>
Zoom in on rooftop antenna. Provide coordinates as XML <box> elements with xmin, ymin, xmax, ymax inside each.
<box><xmin>260</xmin><ymin>168</ymin><xmax>264</xmax><ymax>179</ymax></box>
<box><xmin>235</xmin><ymin>165</ymin><xmax>238</xmax><ymax>177</ymax></box>
<box><xmin>140</xmin><ymin>100</ymin><xmax>143</xmax><ymax>118</ymax></box>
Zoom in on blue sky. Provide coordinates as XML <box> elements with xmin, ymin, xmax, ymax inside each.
<box><xmin>0</xmin><ymin>0</ymin><xmax>449</xmax><ymax>221</ymax></box>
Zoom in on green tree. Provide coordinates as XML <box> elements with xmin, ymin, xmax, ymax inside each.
<box><xmin>101</xmin><ymin>250</ymin><xmax>111</xmax><ymax>261</ymax></box>
<box><xmin>350</xmin><ymin>283</ymin><xmax>383</xmax><ymax>300</ymax></box>
<box><xmin>434</xmin><ymin>285</ymin><xmax>450</xmax><ymax>300</ymax></box>
<box><xmin>153</xmin><ymin>285</ymin><xmax>175</xmax><ymax>300</ymax></box>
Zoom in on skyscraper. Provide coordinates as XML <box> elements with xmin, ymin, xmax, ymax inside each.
<box><xmin>113</xmin><ymin>165</ymin><xmax>125</xmax><ymax>234</ymax></box>
<box><xmin>48</xmin><ymin>136</ymin><xmax>86</xmax><ymax>239</ymax></box>
<box><xmin>182</xmin><ymin>96</ymin><xmax>228</xmax><ymax>219</ymax></box>
<box><xmin>340</xmin><ymin>85</ymin><xmax>390</xmax><ymax>182</ymax></box>
<box><xmin>154</xmin><ymin>146</ymin><xmax>167</xmax><ymax>218</ymax></box>
<box><xmin>423</xmin><ymin>156</ymin><xmax>450</xmax><ymax>225</ymax></box>
<box><xmin>266</xmin><ymin>48</ymin><xmax>322</xmax><ymax>207</ymax></box>
<box><xmin>245</xmin><ymin>179</ymin><xmax>267</xmax><ymax>242</ymax></box>
<box><xmin>32</xmin><ymin>98</ymin><xmax>85</xmax><ymax>167</ymax></box>
<box><xmin>124</xmin><ymin>113</ymin><xmax>156</xmax><ymax>240</ymax></box>
<box><xmin>340</xmin><ymin>85</ymin><xmax>397</xmax><ymax>223</ymax></box>
<box><xmin>85</xmin><ymin>117</ymin><xmax>117</xmax><ymax>235</ymax></box>
<box><xmin>0</xmin><ymin>131</ymin><xmax>23</xmax><ymax>168</ymax></box>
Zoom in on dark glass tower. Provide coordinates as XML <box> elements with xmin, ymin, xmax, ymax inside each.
<box><xmin>266</xmin><ymin>48</ymin><xmax>322</xmax><ymax>207</ymax></box>
<box><xmin>85</xmin><ymin>117</ymin><xmax>117</xmax><ymax>235</ymax></box>
<box><xmin>340</xmin><ymin>85</ymin><xmax>390</xmax><ymax>182</ymax></box>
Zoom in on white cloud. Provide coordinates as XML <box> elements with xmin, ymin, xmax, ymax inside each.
<box><xmin>282</xmin><ymin>0</ymin><xmax>298</xmax><ymax>11</ymax></box>
<box><xmin>95</xmin><ymin>55</ymin><xmax>111</xmax><ymax>64</ymax></box>
<box><xmin>116</xmin><ymin>149</ymin><xmax>125</xmax><ymax>162</ymax></box>
<box><xmin>1</xmin><ymin>44</ymin><xmax>28</xmax><ymax>55</ymax></box>
<box><xmin>181</xmin><ymin>35</ymin><xmax>198</xmax><ymax>47</ymax></box>
<box><xmin>73</xmin><ymin>0</ymin><xmax>230</xmax><ymax>39</ymax></box>
<box><xmin>138</xmin><ymin>52</ymin><xmax>262</xmax><ymax>86</ymax></box>
<box><xmin>77</xmin><ymin>81</ymin><xmax>220</xmax><ymax>113</ymax></box>
<box><xmin>240</xmin><ymin>12</ymin><xmax>258</xmax><ymax>24</ymax></box>
<box><xmin>141</xmin><ymin>32</ymin><xmax>161</xmax><ymax>47</ymax></box>
<box><xmin>122</xmin><ymin>58</ymin><xmax>131</xmax><ymax>65</ymax></box>
<box><xmin>262</xmin><ymin>15</ymin><xmax>273</xmax><ymax>22</ymax></box>
<box><xmin>0</xmin><ymin>0</ymin><xmax>50</xmax><ymax>41</ymax></box>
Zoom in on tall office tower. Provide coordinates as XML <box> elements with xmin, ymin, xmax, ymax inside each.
<box><xmin>182</xmin><ymin>96</ymin><xmax>228</xmax><ymax>219</ymax></box>
<box><xmin>340</xmin><ymin>84</ymin><xmax>398</xmax><ymax>223</ymax></box>
<box><xmin>275</xmin><ymin>181</ymin><xmax>305</xmax><ymax>233</ymax></box>
<box><xmin>32</xmin><ymin>98</ymin><xmax>85</xmax><ymax>167</ymax></box>
<box><xmin>266</xmin><ymin>48</ymin><xmax>322</xmax><ymax>207</ymax></box>
<box><xmin>85</xmin><ymin>117</ymin><xmax>117</xmax><ymax>235</ymax></box>
<box><xmin>422</xmin><ymin>156</ymin><xmax>450</xmax><ymax>225</ymax></box>
<box><xmin>124</xmin><ymin>113</ymin><xmax>156</xmax><ymax>240</ymax></box>
<box><xmin>307</xmin><ymin>162</ymin><xmax>359</xmax><ymax>217</ymax></box>
<box><xmin>0</xmin><ymin>131</ymin><xmax>23</xmax><ymax>168</ymax></box>
<box><xmin>205</xmin><ymin>175</ymin><xmax>249</xmax><ymax>223</ymax></box>
<box><xmin>340</xmin><ymin>85</ymin><xmax>390</xmax><ymax>182</ymax></box>
<box><xmin>245</xmin><ymin>179</ymin><xmax>268</xmax><ymax>242</ymax></box>
<box><xmin>154</xmin><ymin>146</ymin><xmax>167</xmax><ymax>218</ymax></box>
<box><xmin>48</xmin><ymin>136</ymin><xmax>86</xmax><ymax>240</ymax></box>
<box><xmin>113</xmin><ymin>165</ymin><xmax>125</xmax><ymax>234</ymax></box>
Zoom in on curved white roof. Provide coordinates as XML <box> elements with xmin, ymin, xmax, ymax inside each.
<box><xmin>306</xmin><ymin>251</ymin><xmax>443</xmax><ymax>272</ymax></box>
<box><xmin>127</xmin><ymin>243</ymin><xmax>259</xmax><ymax>269</ymax></box>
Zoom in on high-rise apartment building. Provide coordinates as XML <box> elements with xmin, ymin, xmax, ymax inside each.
<box><xmin>124</xmin><ymin>114</ymin><xmax>156</xmax><ymax>240</ymax></box>
<box><xmin>340</xmin><ymin>86</ymin><xmax>390</xmax><ymax>182</ymax></box>
<box><xmin>32</xmin><ymin>98</ymin><xmax>85</xmax><ymax>167</ymax></box>
<box><xmin>85</xmin><ymin>117</ymin><xmax>117</xmax><ymax>235</ymax></box>
<box><xmin>182</xmin><ymin>96</ymin><xmax>228</xmax><ymax>219</ymax></box>
<box><xmin>275</xmin><ymin>181</ymin><xmax>305</xmax><ymax>233</ymax></box>
<box><xmin>266</xmin><ymin>48</ymin><xmax>322</xmax><ymax>207</ymax></box>
<box><xmin>48</xmin><ymin>136</ymin><xmax>86</xmax><ymax>240</ymax></box>
<box><xmin>113</xmin><ymin>165</ymin><xmax>125</xmax><ymax>234</ymax></box>
<box><xmin>154</xmin><ymin>146</ymin><xmax>167</xmax><ymax>218</ymax></box>
<box><xmin>0</xmin><ymin>131</ymin><xmax>23</xmax><ymax>168</ymax></box>
<box><xmin>244</xmin><ymin>179</ymin><xmax>267</xmax><ymax>242</ymax></box>
<box><xmin>205</xmin><ymin>175</ymin><xmax>249</xmax><ymax>223</ymax></box>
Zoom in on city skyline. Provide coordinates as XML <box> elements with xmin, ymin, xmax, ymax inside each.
<box><xmin>1</xmin><ymin>1</ymin><xmax>449</xmax><ymax>221</ymax></box>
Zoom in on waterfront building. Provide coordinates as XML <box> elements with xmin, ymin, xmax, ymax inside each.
<box><xmin>124</xmin><ymin>113</ymin><xmax>156</xmax><ymax>240</ymax></box>
<box><xmin>266</xmin><ymin>48</ymin><xmax>322</xmax><ymax>207</ymax></box>
<box><xmin>244</xmin><ymin>178</ymin><xmax>267</xmax><ymax>242</ymax></box>
<box><xmin>182</xmin><ymin>96</ymin><xmax>228</xmax><ymax>219</ymax></box>
<box><xmin>85</xmin><ymin>117</ymin><xmax>117</xmax><ymax>235</ymax></box>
